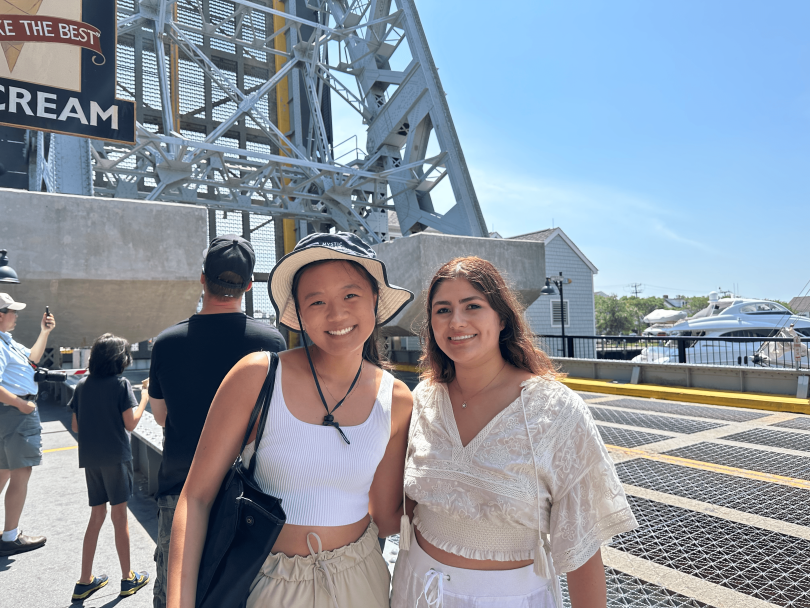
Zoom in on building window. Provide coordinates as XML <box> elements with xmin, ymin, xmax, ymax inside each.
<box><xmin>551</xmin><ymin>300</ymin><xmax>570</xmax><ymax>327</ymax></box>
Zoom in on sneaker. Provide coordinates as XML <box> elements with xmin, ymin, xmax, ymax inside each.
<box><xmin>119</xmin><ymin>570</ymin><xmax>150</xmax><ymax>597</ymax></box>
<box><xmin>0</xmin><ymin>531</ymin><xmax>47</xmax><ymax>556</ymax></box>
<box><xmin>72</xmin><ymin>575</ymin><xmax>109</xmax><ymax>601</ymax></box>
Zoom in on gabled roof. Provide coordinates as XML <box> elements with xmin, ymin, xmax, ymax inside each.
<box><xmin>509</xmin><ymin>228</ymin><xmax>555</xmax><ymax>243</ymax></box>
<box><xmin>508</xmin><ymin>228</ymin><xmax>598</xmax><ymax>274</ymax></box>
<box><xmin>789</xmin><ymin>296</ymin><xmax>810</xmax><ymax>313</ymax></box>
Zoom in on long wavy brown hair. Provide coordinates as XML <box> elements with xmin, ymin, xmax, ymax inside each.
<box><xmin>419</xmin><ymin>256</ymin><xmax>556</xmax><ymax>384</ymax></box>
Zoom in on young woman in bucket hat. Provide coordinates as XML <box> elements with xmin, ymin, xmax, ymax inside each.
<box><xmin>167</xmin><ymin>232</ymin><xmax>415</xmax><ymax>608</ymax></box>
<box><xmin>391</xmin><ymin>257</ymin><xmax>637</xmax><ymax>608</ymax></box>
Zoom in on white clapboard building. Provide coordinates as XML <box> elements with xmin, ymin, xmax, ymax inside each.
<box><xmin>507</xmin><ymin>229</ymin><xmax>598</xmax><ymax>357</ymax></box>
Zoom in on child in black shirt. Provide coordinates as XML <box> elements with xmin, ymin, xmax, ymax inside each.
<box><xmin>68</xmin><ymin>334</ymin><xmax>151</xmax><ymax>601</ymax></box>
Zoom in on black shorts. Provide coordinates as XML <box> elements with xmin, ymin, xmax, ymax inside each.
<box><xmin>85</xmin><ymin>460</ymin><xmax>134</xmax><ymax>507</ymax></box>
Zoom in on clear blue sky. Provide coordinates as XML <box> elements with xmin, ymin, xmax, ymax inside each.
<box><xmin>412</xmin><ymin>0</ymin><xmax>810</xmax><ymax>301</ymax></box>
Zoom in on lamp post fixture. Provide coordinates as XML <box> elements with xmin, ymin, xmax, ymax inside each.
<box><xmin>0</xmin><ymin>250</ymin><xmax>20</xmax><ymax>284</ymax></box>
<box><xmin>540</xmin><ymin>271</ymin><xmax>572</xmax><ymax>357</ymax></box>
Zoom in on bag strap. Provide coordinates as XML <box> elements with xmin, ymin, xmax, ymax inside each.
<box><xmin>238</xmin><ymin>352</ymin><xmax>279</xmax><ymax>459</ymax></box>
<box><xmin>0</xmin><ymin>335</ymin><xmax>37</xmax><ymax>369</ymax></box>
<box><xmin>245</xmin><ymin>352</ymin><xmax>279</xmax><ymax>477</ymax></box>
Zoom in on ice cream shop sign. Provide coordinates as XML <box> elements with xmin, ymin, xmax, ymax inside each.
<box><xmin>0</xmin><ymin>0</ymin><xmax>135</xmax><ymax>144</ymax></box>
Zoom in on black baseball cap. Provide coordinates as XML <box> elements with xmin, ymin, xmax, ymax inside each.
<box><xmin>202</xmin><ymin>235</ymin><xmax>255</xmax><ymax>290</ymax></box>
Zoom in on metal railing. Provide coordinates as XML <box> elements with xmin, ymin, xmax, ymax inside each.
<box><xmin>536</xmin><ymin>334</ymin><xmax>810</xmax><ymax>370</ymax></box>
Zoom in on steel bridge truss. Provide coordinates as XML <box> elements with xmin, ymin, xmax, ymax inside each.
<box><xmin>53</xmin><ymin>0</ymin><xmax>489</xmax><ymax>243</ymax></box>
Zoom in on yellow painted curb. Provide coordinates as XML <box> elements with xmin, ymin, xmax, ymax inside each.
<box><xmin>391</xmin><ymin>363</ymin><xmax>421</xmax><ymax>374</ymax></box>
<box><xmin>562</xmin><ymin>377</ymin><xmax>810</xmax><ymax>415</ymax></box>
<box><xmin>43</xmin><ymin>445</ymin><xmax>78</xmax><ymax>453</ymax></box>
<box><xmin>606</xmin><ymin>444</ymin><xmax>810</xmax><ymax>490</ymax></box>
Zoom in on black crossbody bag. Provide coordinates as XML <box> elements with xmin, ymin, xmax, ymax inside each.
<box><xmin>195</xmin><ymin>352</ymin><xmax>286</xmax><ymax>608</ymax></box>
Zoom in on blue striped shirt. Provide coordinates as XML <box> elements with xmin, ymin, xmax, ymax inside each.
<box><xmin>0</xmin><ymin>331</ymin><xmax>37</xmax><ymax>397</ymax></box>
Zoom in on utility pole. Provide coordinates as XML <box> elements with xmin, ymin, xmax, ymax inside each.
<box><xmin>628</xmin><ymin>283</ymin><xmax>643</xmax><ymax>298</ymax></box>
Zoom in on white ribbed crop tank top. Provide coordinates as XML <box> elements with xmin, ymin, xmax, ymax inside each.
<box><xmin>241</xmin><ymin>352</ymin><xmax>394</xmax><ymax>526</ymax></box>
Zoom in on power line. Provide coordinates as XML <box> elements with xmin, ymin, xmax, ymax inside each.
<box><xmin>597</xmin><ymin>284</ymin><xmax>713</xmax><ymax>295</ymax></box>
<box><xmin>642</xmin><ymin>284</ymin><xmax>713</xmax><ymax>294</ymax></box>
<box><xmin>626</xmin><ymin>283</ymin><xmax>643</xmax><ymax>298</ymax></box>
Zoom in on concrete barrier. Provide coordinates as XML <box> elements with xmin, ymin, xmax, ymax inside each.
<box><xmin>373</xmin><ymin>233</ymin><xmax>545</xmax><ymax>335</ymax></box>
<box><xmin>0</xmin><ymin>188</ymin><xmax>207</xmax><ymax>346</ymax></box>
<box><xmin>554</xmin><ymin>357</ymin><xmax>810</xmax><ymax>399</ymax></box>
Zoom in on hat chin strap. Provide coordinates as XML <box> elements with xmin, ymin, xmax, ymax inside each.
<box><xmin>294</xmin><ymin>304</ymin><xmax>361</xmax><ymax>446</ymax></box>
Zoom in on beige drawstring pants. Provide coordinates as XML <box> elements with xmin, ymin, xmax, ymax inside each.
<box><xmin>247</xmin><ymin>521</ymin><xmax>391</xmax><ymax>608</ymax></box>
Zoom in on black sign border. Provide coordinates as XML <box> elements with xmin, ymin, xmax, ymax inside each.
<box><xmin>0</xmin><ymin>0</ymin><xmax>136</xmax><ymax>145</ymax></box>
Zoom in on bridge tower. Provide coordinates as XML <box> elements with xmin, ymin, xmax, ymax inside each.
<box><xmin>29</xmin><ymin>0</ymin><xmax>488</xmax><ymax>246</ymax></box>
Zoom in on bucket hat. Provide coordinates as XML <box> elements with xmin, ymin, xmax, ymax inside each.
<box><xmin>269</xmin><ymin>232</ymin><xmax>413</xmax><ymax>332</ymax></box>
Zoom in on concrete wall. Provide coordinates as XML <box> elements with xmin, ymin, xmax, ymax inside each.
<box><xmin>373</xmin><ymin>233</ymin><xmax>545</xmax><ymax>336</ymax></box>
<box><xmin>555</xmin><ymin>357</ymin><xmax>809</xmax><ymax>398</ymax></box>
<box><xmin>0</xmin><ymin>189</ymin><xmax>207</xmax><ymax>347</ymax></box>
<box><xmin>526</xmin><ymin>236</ymin><xmax>595</xmax><ymax>357</ymax></box>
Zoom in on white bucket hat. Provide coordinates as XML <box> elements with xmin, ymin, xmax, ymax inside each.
<box><xmin>268</xmin><ymin>232</ymin><xmax>413</xmax><ymax>332</ymax></box>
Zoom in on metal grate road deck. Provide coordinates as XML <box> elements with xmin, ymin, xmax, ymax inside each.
<box><xmin>616</xmin><ymin>459</ymin><xmax>810</xmax><ymax>526</ymax></box>
<box><xmin>597</xmin><ymin>398</ymin><xmax>768</xmax><ymax>422</ymax></box>
<box><xmin>664</xmin><ymin>442</ymin><xmax>810</xmax><ymax>481</ymax></box>
<box><xmin>561</xmin><ymin>567</ymin><xmax>712</xmax><ymax>608</ymax></box>
<box><xmin>598</xmin><ymin>425</ymin><xmax>674</xmax><ymax>449</ymax></box>
<box><xmin>721</xmin><ymin>428</ymin><xmax>810</xmax><ymax>453</ymax></box>
<box><xmin>612</xmin><ymin>496</ymin><xmax>810</xmax><ymax>607</ymax></box>
<box><xmin>578</xmin><ymin>392</ymin><xmax>615</xmax><ymax>401</ymax></box>
<box><xmin>589</xmin><ymin>407</ymin><xmax>724</xmax><ymax>435</ymax></box>
<box><xmin>773</xmin><ymin>416</ymin><xmax>810</xmax><ymax>432</ymax></box>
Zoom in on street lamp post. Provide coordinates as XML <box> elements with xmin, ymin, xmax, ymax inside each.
<box><xmin>541</xmin><ymin>271</ymin><xmax>572</xmax><ymax>357</ymax></box>
<box><xmin>0</xmin><ymin>250</ymin><xmax>20</xmax><ymax>284</ymax></box>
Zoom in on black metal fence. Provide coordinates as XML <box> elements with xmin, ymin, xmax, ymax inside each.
<box><xmin>536</xmin><ymin>334</ymin><xmax>810</xmax><ymax>370</ymax></box>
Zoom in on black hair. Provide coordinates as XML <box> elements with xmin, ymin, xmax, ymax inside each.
<box><xmin>291</xmin><ymin>259</ymin><xmax>388</xmax><ymax>368</ymax></box>
<box><xmin>88</xmin><ymin>333</ymin><xmax>133</xmax><ymax>377</ymax></box>
<box><xmin>204</xmin><ymin>270</ymin><xmax>247</xmax><ymax>300</ymax></box>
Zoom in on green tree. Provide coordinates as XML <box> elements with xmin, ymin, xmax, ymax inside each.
<box><xmin>774</xmin><ymin>300</ymin><xmax>796</xmax><ymax>313</ymax></box>
<box><xmin>623</xmin><ymin>296</ymin><xmax>665</xmax><ymax>334</ymax></box>
<box><xmin>686</xmin><ymin>296</ymin><xmax>709</xmax><ymax>315</ymax></box>
<box><xmin>595</xmin><ymin>294</ymin><xmax>635</xmax><ymax>335</ymax></box>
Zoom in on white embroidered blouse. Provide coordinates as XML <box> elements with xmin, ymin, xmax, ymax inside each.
<box><xmin>404</xmin><ymin>376</ymin><xmax>638</xmax><ymax>575</ymax></box>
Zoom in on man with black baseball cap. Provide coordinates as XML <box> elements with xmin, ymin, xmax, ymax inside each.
<box><xmin>147</xmin><ymin>235</ymin><xmax>285</xmax><ymax>608</ymax></box>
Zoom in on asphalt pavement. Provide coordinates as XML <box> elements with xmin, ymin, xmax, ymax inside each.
<box><xmin>5</xmin><ymin>388</ymin><xmax>809</xmax><ymax>607</ymax></box>
<box><xmin>1</xmin><ymin>399</ymin><xmax>157</xmax><ymax>608</ymax></box>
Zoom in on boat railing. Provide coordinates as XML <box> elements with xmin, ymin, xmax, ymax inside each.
<box><xmin>535</xmin><ymin>334</ymin><xmax>810</xmax><ymax>370</ymax></box>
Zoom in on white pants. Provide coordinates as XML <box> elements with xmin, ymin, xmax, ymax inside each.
<box><xmin>391</xmin><ymin>529</ymin><xmax>556</xmax><ymax>608</ymax></box>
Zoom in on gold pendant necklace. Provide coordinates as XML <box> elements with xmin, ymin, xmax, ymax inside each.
<box><xmin>456</xmin><ymin>361</ymin><xmax>507</xmax><ymax>409</ymax></box>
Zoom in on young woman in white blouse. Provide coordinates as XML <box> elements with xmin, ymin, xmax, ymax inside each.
<box><xmin>167</xmin><ymin>233</ymin><xmax>414</xmax><ymax>608</ymax></box>
<box><xmin>392</xmin><ymin>256</ymin><xmax>638</xmax><ymax>608</ymax></box>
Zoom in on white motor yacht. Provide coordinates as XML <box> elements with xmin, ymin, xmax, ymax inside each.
<box><xmin>632</xmin><ymin>294</ymin><xmax>810</xmax><ymax>366</ymax></box>
<box><xmin>641</xmin><ymin>309</ymin><xmax>688</xmax><ymax>336</ymax></box>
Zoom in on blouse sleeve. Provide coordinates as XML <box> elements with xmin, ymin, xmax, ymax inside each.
<box><xmin>547</xmin><ymin>393</ymin><xmax>638</xmax><ymax>574</ymax></box>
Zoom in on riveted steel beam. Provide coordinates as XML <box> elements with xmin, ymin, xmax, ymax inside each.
<box><xmin>43</xmin><ymin>0</ymin><xmax>487</xmax><ymax>244</ymax></box>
